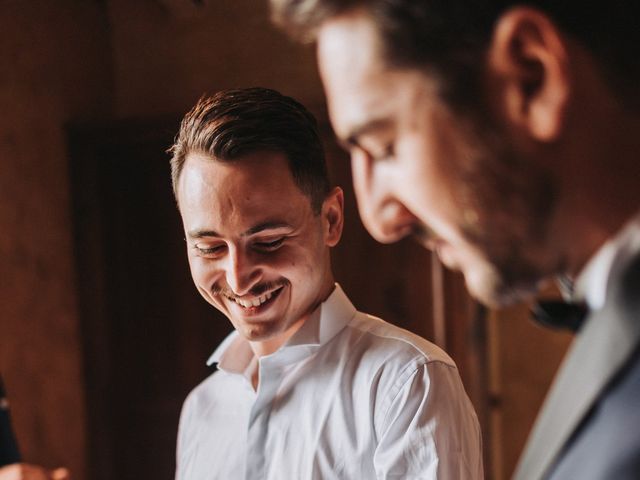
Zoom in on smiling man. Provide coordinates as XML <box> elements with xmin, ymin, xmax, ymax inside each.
<box><xmin>270</xmin><ymin>1</ymin><xmax>640</xmax><ymax>479</ymax></box>
<box><xmin>170</xmin><ymin>88</ymin><xmax>482</xmax><ymax>479</ymax></box>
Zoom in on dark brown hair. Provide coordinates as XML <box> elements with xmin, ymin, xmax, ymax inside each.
<box><xmin>271</xmin><ymin>0</ymin><xmax>640</xmax><ymax>111</ymax></box>
<box><xmin>169</xmin><ymin>87</ymin><xmax>330</xmax><ymax>213</ymax></box>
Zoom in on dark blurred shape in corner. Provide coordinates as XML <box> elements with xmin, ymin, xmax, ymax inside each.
<box><xmin>0</xmin><ymin>375</ymin><xmax>21</xmax><ymax>467</ymax></box>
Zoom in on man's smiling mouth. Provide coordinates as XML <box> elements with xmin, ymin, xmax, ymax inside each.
<box><xmin>224</xmin><ymin>285</ymin><xmax>285</xmax><ymax>310</ymax></box>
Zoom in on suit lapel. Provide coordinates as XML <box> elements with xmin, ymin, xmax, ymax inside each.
<box><xmin>514</xmin><ymin>254</ymin><xmax>640</xmax><ymax>480</ymax></box>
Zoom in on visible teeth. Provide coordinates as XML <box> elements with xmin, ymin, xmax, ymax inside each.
<box><xmin>231</xmin><ymin>290</ymin><xmax>274</xmax><ymax>309</ymax></box>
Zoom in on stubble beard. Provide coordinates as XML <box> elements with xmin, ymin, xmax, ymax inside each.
<box><xmin>454</xmin><ymin>115</ymin><xmax>559</xmax><ymax>307</ymax></box>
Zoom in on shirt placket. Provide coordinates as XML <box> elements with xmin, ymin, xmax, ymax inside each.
<box><xmin>245</xmin><ymin>358</ymin><xmax>281</xmax><ymax>480</ymax></box>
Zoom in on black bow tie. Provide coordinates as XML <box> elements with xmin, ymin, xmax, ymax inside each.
<box><xmin>530</xmin><ymin>300</ymin><xmax>589</xmax><ymax>333</ymax></box>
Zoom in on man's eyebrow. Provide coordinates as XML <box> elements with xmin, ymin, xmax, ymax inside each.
<box><xmin>187</xmin><ymin>229</ymin><xmax>221</xmax><ymax>239</ymax></box>
<box><xmin>244</xmin><ymin>221</ymin><xmax>292</xmax><ymax>236</ymax></box>
<box><xmin>340</xmin><ymin>117</ymin><xmax>394</xmax><ymax>150</ymax></box>
<box><xmin>186</xmin><ymin>222</ymin><xmax>292</xmax><ymax>240</ymax></box>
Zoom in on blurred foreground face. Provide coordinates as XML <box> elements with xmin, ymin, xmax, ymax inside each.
<box><xmin>178</xmin><ymin>151</ymin><xmax>338</xmax><ymax>343</ymax></box>
<box><xmin>317</xmin><ymin>9</ymin><xmax>555</xmax><ymax>306</ymax></box>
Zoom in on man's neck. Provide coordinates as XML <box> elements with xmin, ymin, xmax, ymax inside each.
<box><xmin>555</xmin><ymin>113</ymin><xmax>640</xmax><ymax>278</ymax></box>
<box><xmin>547</xmin><ymin>52</ymin><xmax>640</xmax><ymax>278</ymax></box>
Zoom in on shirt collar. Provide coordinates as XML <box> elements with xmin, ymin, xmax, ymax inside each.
<box><xmin>574</xmin><ymin>213</ymin><xmax>640</xmax><ymax>311</ymax></box>
<box><xmin>206</xmin><ymin>283</ymin><xmax>357</xmax><ymax>374</ymax></box>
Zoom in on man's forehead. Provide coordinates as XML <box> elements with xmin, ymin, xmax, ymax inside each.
<box><xmin>178</xmin><ymin>152</ymin><xmax>312</xmax><ymax>231</ymax></box>
<box><xmin>180</xmin><ymin>150</ymin><xmax>294</xmax><ymax>193</ymax></box>
<box><xmin>317</xmin><ymin>9</ymin><xmax>384</xmax><ymax>69</ymax></box>
<box><xmin>316</xmin><ymin>9</ymin><xmax>389</xmax><ymax>100</ymax></box>
<box><xmin>316</xmin><ymin>10</ymin><xmax>432</xmax><ymax>143</ymax></box>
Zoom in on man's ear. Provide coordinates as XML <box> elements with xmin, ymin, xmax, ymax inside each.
<box><xmin>322</xmin><ymin>187</ymin><xmax>344</xmax><ymax>247</ymax></box>
<box><xmin>487</xmin><ymin>7</ymin><xmax>571</xmax><ymax>142</ymax></box>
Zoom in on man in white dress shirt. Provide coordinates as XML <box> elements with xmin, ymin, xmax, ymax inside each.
<box><xmin>169</xmin><ymin>87</ymin><xmax>482</xmax><ymax>479</ymax></box>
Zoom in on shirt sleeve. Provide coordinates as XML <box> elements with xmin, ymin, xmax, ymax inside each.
<box><xmin>373</xmin><ymin>360</ymin><xmax>484</xmax><ymax>479</ymax></box>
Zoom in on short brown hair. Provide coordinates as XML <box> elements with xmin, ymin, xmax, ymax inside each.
<box><xmin>169</xmin><ymin>87</ymin><xmax>330</xmax><ymax>213</ymax></box>
<box><xmin>271</xmin><ymin>0</ymin><xmax>640</xmax><ymax>111</ymax></box>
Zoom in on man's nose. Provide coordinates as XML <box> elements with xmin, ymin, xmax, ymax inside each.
<box><xmin>358</xmin><ymin>197</ymin><xmax>417</xmax><ymax>244</ymax></box>
<box><xmin>224</xmin><ymin>248</ymin><xmax>261</xmax><ymax>296</ymax></box>
<box><xmin>351</xmin><ymin>154</ymin><xmax>415</xmax><ymax>244</ymax></box>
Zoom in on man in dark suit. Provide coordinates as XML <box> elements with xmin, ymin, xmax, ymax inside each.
<box><xmin>270</xmin><ymin>1</ymin><xmax>640</xmax><ymax>478</ymax></box>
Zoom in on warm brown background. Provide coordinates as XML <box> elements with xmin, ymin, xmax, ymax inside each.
<box><xmin>0</xmin><ymin>1</ymin><xmax>572</xmax><ymax>478</ymax></box>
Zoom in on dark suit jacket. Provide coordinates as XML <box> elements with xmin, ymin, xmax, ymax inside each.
<box><xmin>515</xmin><ymin>250</ymin><xmax>640</xmax><ymax>479</ymax></box>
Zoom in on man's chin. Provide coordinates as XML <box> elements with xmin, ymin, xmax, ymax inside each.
<box><xmin>240</xmin><ymin>322</ymin><xmax>280</xmax><ymax>342</ymax></box>
<box><xmin>464</xmin><ymin>268</ymin><xmax>538</xmax><ymax>308</ymax></box>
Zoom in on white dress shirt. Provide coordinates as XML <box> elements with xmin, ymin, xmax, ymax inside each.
<box><xmin>176</xmin><ymin>285</ymin><xmax>483</xmax><ymax>480</ymax></box>
<box><xmin>574</xmin><ymin>213</ymin><xmax>640</xmax><ymax>311</ymax></box>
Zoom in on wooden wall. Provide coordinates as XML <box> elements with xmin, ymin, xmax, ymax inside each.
<box><xmin>0</xmin><ymin>1</ymin><xmax>113</xmax><ymax>477</ymax></box>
